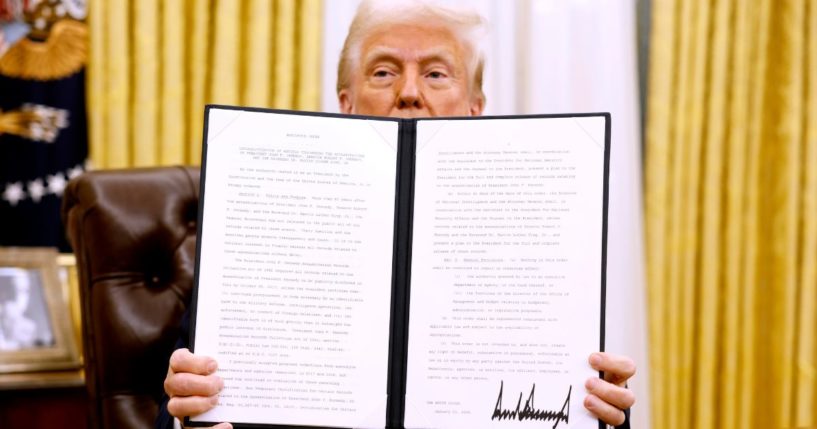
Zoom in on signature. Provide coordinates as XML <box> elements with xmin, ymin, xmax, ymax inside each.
<box><xmin>491</xmin><ymin>381</ymin><xmax>571</xmax><ymax>429</ymax></box>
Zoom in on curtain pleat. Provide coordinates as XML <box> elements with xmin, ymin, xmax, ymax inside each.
<box><xmin>87</xmin><ymin>0</ymin><xmax>105</xmax><ymax>167</ymax></box>
<box><xmin>273</xmin><ymin>0</ymin><xmax>296</xmax><ymax>108</ymax></box>
<box><xmin>795</xmin><ymin>4</ymin><xmax>817</xmax><ymax>426</ymax></box>
<box><xmin>210</xmin><ymin>0</ymin><xmax>240</xmax><ymax>106</ymax></box>
<box><xmin>646</xmin><ymin>0</ymin><xmax>817</xmax><ymax>427</ymax></box>
<box><xmin>693</xmin><ymin>0</ymin><xmax>729</xmax><ymax>426</ymax></box>
<box><xmin>644</xmin><ymin>0</ymin><xmax>673</xmax><ymax>425</ymax></box>
<box><xmin>185</xmin><ymin>0</ymin><xmax>211</xmax><ymax>165</ymax></box>
<box><xmin>298</xmin><ymin>0</ymin><xmax>321</xmax><ymax>110</ymax></box>
<box><xmin>243</xmin><ymin>0</ymin><xmax>273</xmax><ymax>107</ymax></box>
<box><xmin>133</xmin><ymin>0</ymin><xmax>159</xmax><ymax>166</ymax></box>
<box><xmin>772</xmin><ymin>1</ymin><xmax>806</xmax><ymax>425</ymax></box>
<box><xmin>87</xmin><ymin>0</ymin><xmax>323</xmax><ymax>168</ymax></box>
<box><xmin>719</xmin><ymin>0</ymin><xmax>749</xmax><ymax>427</ymax></box>
<box><xmin>738</xmin><ymin>0</ymin><xmax>769</xmax><ymax>425</ymax></box>
<box><xmin>103</xmin><ymin>0</ymin><xmax>130</xmax><ymax>168</ymax></box>
<box><xmin>160</xmin><ymin>0</ymin><xmax>185</xmax><ymax>165</ymax></box>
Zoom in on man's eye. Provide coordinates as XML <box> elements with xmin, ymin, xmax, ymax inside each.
<box><xmin>427</xmin><ymin>71</ymin><xmax>446</xmax><ymax>79</ymax></box>
<box><xmin>373</xmin><ymin>70</ymin><xmax>391</xmax><ymax>78</ymax></box>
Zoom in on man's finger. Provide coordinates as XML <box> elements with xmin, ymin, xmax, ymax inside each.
<box><xmin>167</xmin><ymin>394</ymin><xmax>220</xmax><ymax>419</ymax></box>
<box><xmin>169</xmin><ymin>348</ymin><xmax>218</xmax><ymax>376</ymax></box>
<box><xmin>585</xmin><ymin>377</ymin><xmax>635</xmax><ymax>411</ymax></box>
<box><xmin>184</xmin><ymin>422</ymin><xmax>232</xmax><ymax>429</ymax></box>
<box><xmin>588</xmin><ymin>352</ymin><xmax>636</xmax><ymax>386</ymax></box>
<box><xmin>584</xmin><ymin>393</ymin><xmax>626</xmax><ymax>426</ymax></box>
<box><xmin>165</xmin><ymin>372</ymin><xmax>223</xmax><ymax>398</ymax></box>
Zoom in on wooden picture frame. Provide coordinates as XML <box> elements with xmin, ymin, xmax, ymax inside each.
<box><xmin>57</xmin><ymin>252</ymin><xmax>83</xmax><ymax>359</ymax></box>
<box><xmin>0</xmin><ymin>247</ymin><xmax>81</xmax><ymax>373</ymax></box>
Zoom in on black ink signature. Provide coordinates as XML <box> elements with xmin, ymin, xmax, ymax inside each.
<box><xmin>491</xmin><ymin>381</ymin><xmax>571</xmax><ymax>429</ymax></box>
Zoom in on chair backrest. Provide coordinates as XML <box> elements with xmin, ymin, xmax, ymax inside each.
<box><xmin>62</xmin><ymin>166</ymin><xmax>200</xmax><ymax>429</ymax></box>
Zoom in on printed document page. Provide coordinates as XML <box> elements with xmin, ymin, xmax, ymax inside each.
<box><xmin>405</xmin><ymin>116</ymin><xmax>606</xmax><ymax>429</ymax></box>
<box><xmin>192</xmin><ymin>108</ymin><xmax>399</xmax><ymax>428</ymax></box>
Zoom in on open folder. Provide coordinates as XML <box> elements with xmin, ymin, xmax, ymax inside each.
<box><xmin>187</xmin><ymin>105</ymin><xmax>610</xmax><ymax>429</ymax></box>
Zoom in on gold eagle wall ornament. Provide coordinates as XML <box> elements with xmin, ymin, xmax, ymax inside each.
<box><xmin>0</xmin><ymin>18</ymin><xmax>87</xmax><ymax>81</ymax></box>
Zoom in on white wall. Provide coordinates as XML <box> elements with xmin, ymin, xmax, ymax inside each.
<box><xmin>322</xmin><ymin>1</ymin><xmax>650</xmax><ymax>427</ymax></box>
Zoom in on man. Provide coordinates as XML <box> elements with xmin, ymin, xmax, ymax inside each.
<box><xmin>159</xmin><ymin>2</ymin><xmax>636</xmax><ymax>428</ymax></box>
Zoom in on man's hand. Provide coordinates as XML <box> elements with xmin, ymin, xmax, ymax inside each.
<box><xmin>584</xmin><ymin>352</ymin><xmax>636</xmax><ymax>426</ymax></box>
<box><xmin>164</xmin><ymin>348</ymin><xmax>231</xmax><ymax>429</ymax></box>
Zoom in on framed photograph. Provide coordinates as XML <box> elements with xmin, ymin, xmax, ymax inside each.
<box><xmin>57</xmin><ymin>252</ymin><xmax>83</xmax><ymax>357</ymax></box>
<box><xmin>0</xmin><ymin>247</ymin><xmax>81</xmax><ymax>373</ymax></box>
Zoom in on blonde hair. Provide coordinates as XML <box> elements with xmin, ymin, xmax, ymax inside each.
<box><xmin>336</xmin><ymin>0</ymin><xmax>487</xmax><ymax>104</ymax></box>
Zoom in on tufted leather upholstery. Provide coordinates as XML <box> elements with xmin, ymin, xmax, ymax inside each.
<box><xmin>62</xmin><ymin>166</ymin><xmax>200</xmax><ymax>429</ymax></box>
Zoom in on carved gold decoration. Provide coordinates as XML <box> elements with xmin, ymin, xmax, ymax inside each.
<box><xmin>0</xmin><ymin>19</ymin><xmax>87</xmax><ymax>81</ymax></box>
<box><xmin>0</xmin><ymin>109</ymin><xmax>39</xmax><ymax>137</ymax></box>
<box><xmin>0</xmin><ymin>104</ymin><xmax>70</xmax><ymax>143</ymax></box>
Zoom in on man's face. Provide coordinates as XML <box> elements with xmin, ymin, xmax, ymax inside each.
<box><xmin>339</xmin><ymin>23</ymin><xmax>484</xmax><ymax>118</ymax></box>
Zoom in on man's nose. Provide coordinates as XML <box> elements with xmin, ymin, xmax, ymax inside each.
<box><xmin>396</xmin><ymin>71</ymin><xmax>424</xmax><ymax>110</ymax></box>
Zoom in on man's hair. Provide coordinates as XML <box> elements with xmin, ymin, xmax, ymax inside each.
<box><xmin>336</xmin><ymin>0</ymin><xmax>487</xmax><ymax>104</ymax></box>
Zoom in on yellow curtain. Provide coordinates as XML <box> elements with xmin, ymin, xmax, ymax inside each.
<box><xmin>86</xmin><ymin>0</ymin><xmax>322</xmax><ymax>168</ymax></box>
<box><xmin>646</xmin><ymin>0</ymin><xmax>817</xmax><ymax>428</ymax></box>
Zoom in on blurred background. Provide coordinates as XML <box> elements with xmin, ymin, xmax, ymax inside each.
<box><xmin>0</xmin><ymin>0</ymin><xmax>814</xmax><ymax>428</ymax></box>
